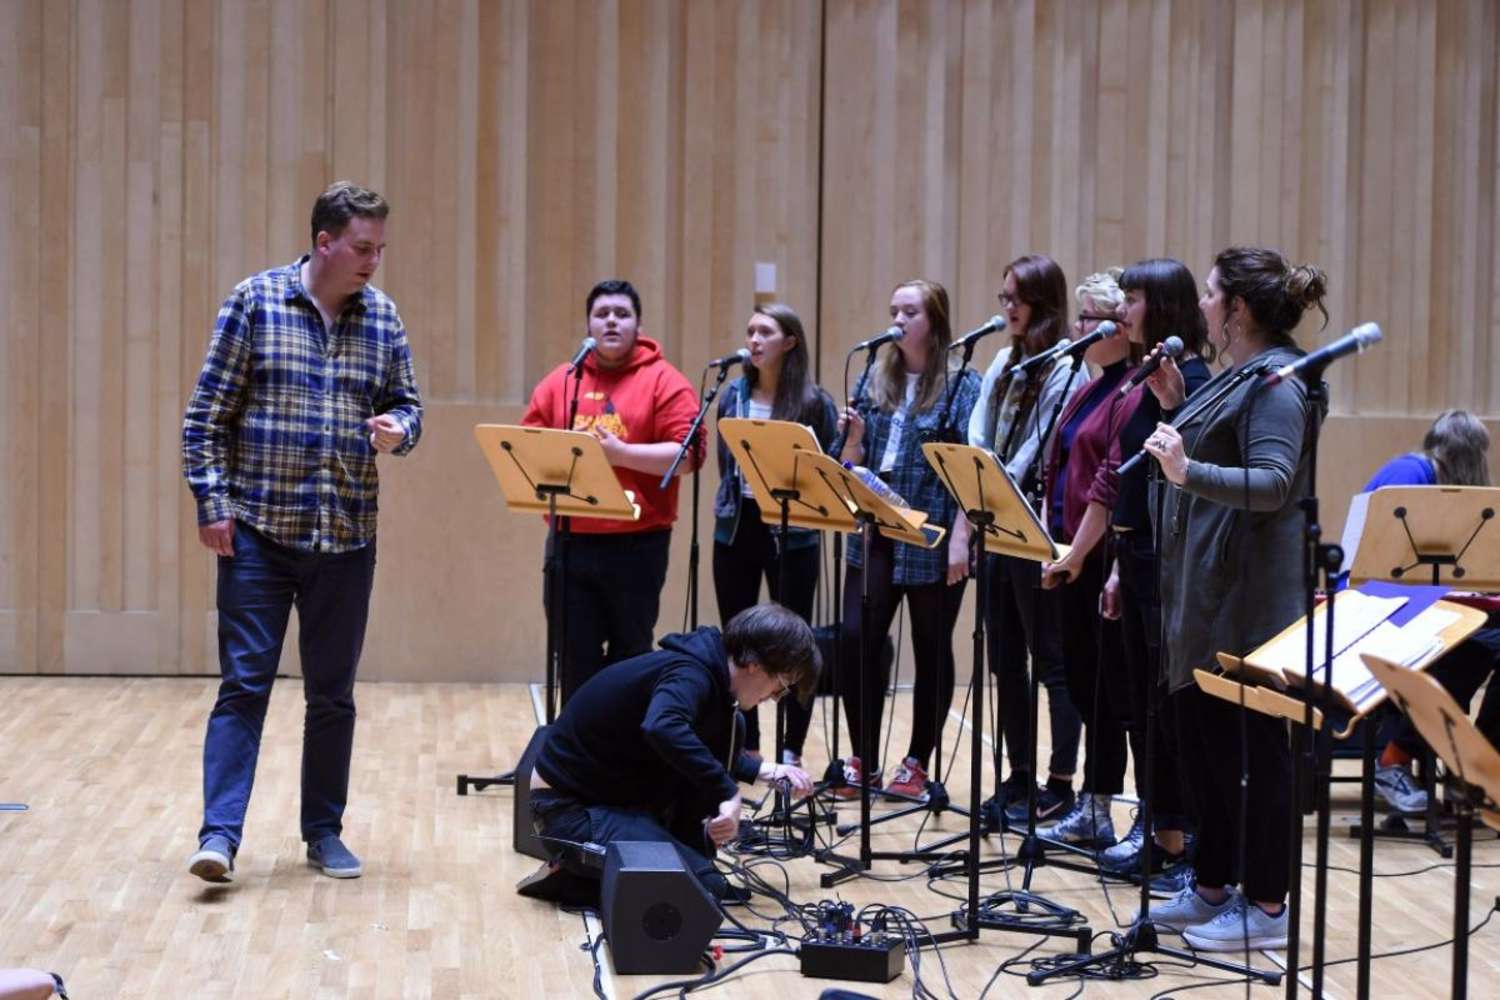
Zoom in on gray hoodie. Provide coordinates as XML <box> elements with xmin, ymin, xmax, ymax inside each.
<box><xmin>1156</xmin><ymin>345</ymin><xmax>1316</xmax><ymax>692</ymax></box>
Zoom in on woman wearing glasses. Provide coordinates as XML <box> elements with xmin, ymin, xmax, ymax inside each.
<box><xmin>1036</xmin><ymin>269</ymin><xmax>1135</xmax><ymax>849</ymax></box>
<box><xmin>967</xmin><ymin>254</ymin><xmax>1085</xmax><ymax>826</ymax></box>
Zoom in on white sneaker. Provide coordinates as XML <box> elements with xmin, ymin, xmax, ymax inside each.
<box><xmin>1143</xmin><ymin>882</ymin><xmax>1239</xmax><ymax>933</ymax></box>
<box><xmin>1183</xmin><ymin>895</ymin><xmax>1289</xmax><ymax>952</ymax></box>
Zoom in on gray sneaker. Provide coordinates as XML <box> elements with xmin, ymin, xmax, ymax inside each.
<box><xmin>1143</xmin><ymin>882</ymin><xmax>1238</xmax><ymax>933</ymax></box>
<box><xmin>307</xmin><ymin>835</ymin><xmax>363</xmax><ymax>878</ymax></box>
<box><xmin>1037</xmin><ymin>792</ymin><xmax>1115</xmax><ymax>846</ymax></box>
<box><xmin>188</xmin><ymin>835</ymin><xmax>235</xmax><ymax>884</ymax></box>
<box><xmin>1183</xmin><ymin>895</ymin><xmax>1289</xmax><ymax>952</ymax></box>
<box><xmin>1374</xmin><ymin>765</ymin><xmax>1428</xmax><ymax>814</ymax></box>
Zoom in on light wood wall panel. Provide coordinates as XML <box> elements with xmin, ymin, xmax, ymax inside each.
<box><xmin>0</xmin><ymin>0</ymin><xmax>823</xmax><ymax>679</ymax></box>
<box><xmin>3</xmin><ymin>0</ymin><xmax>1499</xmax><ymax>680</ymax></box>
<box><xmin>820</xmin><ymin>0</ymin><xmax>1500</xmax><ymax>424</ymax></box>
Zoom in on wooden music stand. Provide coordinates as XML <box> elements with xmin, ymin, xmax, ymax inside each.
<box><xmin>921</xmin><ymin>442</ymin><xmax>1094</xmax><ymax>958</ymax></box>
<box><xmin>1200</xmin><ymin>596</ymin><xmax>1484</xmax><ymax>994</ymax></box>
<box><xmin>459</xmin><ymin>425</ymin><xmax>639</xmax><ymax>822</ymax></box>
<box><xmin>797</xmin><ymin>451</ymin><xmax>947</xmax><ymax>890</ymax></box>
<box><xmin>718</xmin><ymin>417</ymin><xmax>854</xmax><ymax>796</ymax></box>
<box><xmin>1363</xmin><ymin>652</ymin><xmax>1500</xmax><ymax>1000</ymax></box>
<box><xmin>1344</xmin><ymin>485</ymin><xmax>1500</xmax><ymax>590</ymax></box>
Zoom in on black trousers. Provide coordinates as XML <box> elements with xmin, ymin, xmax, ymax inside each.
<box><xmin>549</xmin><ymin>529</ymin><xmax>672</xmax><ymax>706</ymax></box>
<box><xmin>986</xmin><ymin>553</ymin><xmax>1081</xmax><ymax>779</ymax></box>
<box><xmin>1109</xmin><ymin>531</ymin><xmax>1189</xmax><ymax>828</ymax></box>
<box><xmin>1174</xmin><ymin>684</ymin><xmax>1293</xmax><ymax>902</ymax></box>
<box><xmin>1057</xmin><ymin>548</ymin><xmax>1129</xmax><ymax>795</ymax></box>
<box><xmin>840</xmin><ymin>533</ymin><xmax>967</xmax><ymax>773</ymax></box>
<box><xmin>1388</xmin><ymin>622</ymin><xmax>1500</xmax><ymax>756</ymax></box>
<box><xmin>712</xmin><ymin>499</ymin><xmax>819</xmax><ymax>755</ymax></box>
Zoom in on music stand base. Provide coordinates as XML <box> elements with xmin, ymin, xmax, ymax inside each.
<box><xmin>456</xmin><ymin>771</ymin><xmax>516</xmax><ymax>795</ymax></box>
<box><xmin>1027</xmin><ymin>920</ymin><xmax>1282</xmax><ymax>987</ymax></box>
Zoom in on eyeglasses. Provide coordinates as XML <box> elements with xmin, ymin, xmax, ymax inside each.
<box><xmin>1076</xmin><ymin>313</ymin><xmax>1114</xmax><ymax>323</ymax></box>
<box><xmin>997</xmin><ymin>293</ymin><xmax>1020</xmax><ymax>307</ymax></box>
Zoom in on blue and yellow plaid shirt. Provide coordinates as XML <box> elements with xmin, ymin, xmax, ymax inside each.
<box><xmin>847</xmin><ymin>368</ymin><xmax>981</xmax><ymax>585</ymax></box>
<box><xmin>182</xmin><ymin>256</ymin><xmax>423</xmax><ymax>553</ymax></box>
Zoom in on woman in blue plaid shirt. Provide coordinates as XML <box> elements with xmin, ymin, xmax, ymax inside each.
<box><xmin>834</xmin><ymin>279</ymin><xmax>981</xmax><ymax>800</ymax></box>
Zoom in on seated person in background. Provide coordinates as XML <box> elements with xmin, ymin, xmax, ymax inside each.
<box><xmin>1362</xmin><ymin>410</ymin><xmax>1499</xmax><ymax>812</ymax></box>
<box><xmin>520</xmin><ymin>603</ymin><xmax>819</xmax><ymax>904</ymax></box>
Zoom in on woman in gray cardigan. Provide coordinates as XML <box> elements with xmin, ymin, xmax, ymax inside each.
<box><xmin>1136</xmin><ymin>246</ymin><xmax>1329</xmax><ymax>953</ymax></box>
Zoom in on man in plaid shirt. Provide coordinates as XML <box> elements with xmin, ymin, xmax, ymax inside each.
<box><xmin>182</xmin><ymin>181</ymin><xmax>423</xmax><ymax>884</ymax></box>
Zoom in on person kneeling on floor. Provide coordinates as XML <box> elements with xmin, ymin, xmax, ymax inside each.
<box><xmin>518</xmin><ymin>602</ymin><xmax>819</xmax><ymax>905</ymax></box>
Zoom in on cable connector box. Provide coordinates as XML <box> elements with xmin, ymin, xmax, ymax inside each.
<box><xmin>798</xmin><ymin>934</ymin><xmax>904</xmax><ymax>983</ymax></box>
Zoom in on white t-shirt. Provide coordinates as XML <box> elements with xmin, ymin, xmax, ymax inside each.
<box><xmin>878</xmin><ymin>373</ymin><xmax>921</xmax><ymax>473</ymax></box>
<box><xmin>741</xmin><ymin>399</ymin><xmax>774</xmax><ymax>496</ymax></box>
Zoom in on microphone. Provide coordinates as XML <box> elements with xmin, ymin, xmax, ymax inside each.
<box><xmin>1117</xmin><ymin>336</ymin><xmax>1185</xmax><ymax>397</ymax></box>
<box><xmin>851</xmin><ymin>325</ymin><xmax>904</xmax><ymax>353</ymax></box>
<box><xmin>566</xmin><ymin>336</ymin><xmax>597</xmax><ymax>373</ymax></box>
<box><xmin>1010</xmin><ymin>320</ymin><xmax>1119</xmax><ymax>380</ymax></box>
<box><xmin>707</xmin><ymin>347</ymin><xmax>752</xmax><ymax>370</ymax></box>
<box><xmin>1264</xmin><ymin>322</ymin><xmax>1383</xmax><ymax>385</ymax></box>
<box><xmin>948</xmin><ymin>315</ymin><xmax>1007</xmax><ymax>352</ymax></box>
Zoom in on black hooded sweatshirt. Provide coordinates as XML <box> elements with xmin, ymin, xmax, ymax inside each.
<box><xmin>533</xmin><ymin>627</ymin><xmax>760</xmax><ymax>816</ymax></box>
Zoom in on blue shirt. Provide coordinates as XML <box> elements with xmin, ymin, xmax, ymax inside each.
<box><xmin>1363</xmin><ymin>453</ymin><xmax>1436</xmax><ymax>491</ymax></box>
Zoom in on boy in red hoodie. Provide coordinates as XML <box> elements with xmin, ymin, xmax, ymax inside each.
<box><xmin>522</xmin><ymin>280</ymin><xmax>704</xmax><ymax>703</ymax></box>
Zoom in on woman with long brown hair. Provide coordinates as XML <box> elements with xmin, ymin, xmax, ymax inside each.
<box><xmin>835</xmin><ymin>279</ymin><xmax>980</xmax><ymax>800</ymax></box>
<box><xmin>712</xmin><ymin>303</ymin><xmax>838</xmax><ymax>766</ymax></box>
<box><xmin>967</xmin><ymin>254</ymin><xmax>1085</xmax><ymax>826</ymax></box>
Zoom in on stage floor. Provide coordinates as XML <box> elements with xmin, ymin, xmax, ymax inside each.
<box><xmin>2</xmin><ymin>675</ymin><xmax>1496</xmax><ymax>998</ymax></box>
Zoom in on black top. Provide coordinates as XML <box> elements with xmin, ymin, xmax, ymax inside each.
<box><xmin>1111</xmin><ymin>356</ymin><xmax>1212</xmax><ymax>533</ymax></box>
<box><xmin>533</xmin><ymin>627</ymin><xmax>760</xmax><ymax>816</ymax></box>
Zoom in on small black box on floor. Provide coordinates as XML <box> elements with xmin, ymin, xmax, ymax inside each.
<box><xmin>601</xmin><ymin>841</ymin><xmax>723</xmax><ymax>974</ymax></box>
<box><xmin>799</xmin><ymin>934</ymin><xmax>905</xmax><ymax>983</ymax></box>
<box><xmin>512</xmin><ymin>725</ymin><xmax>551</xmax><ymax>860</ymax></box>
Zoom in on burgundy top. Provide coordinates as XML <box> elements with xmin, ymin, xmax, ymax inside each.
<box><xmin>1043</xmin><ymin>366</ymin><xmax>1146</xmax><ymax>542</ymax></box>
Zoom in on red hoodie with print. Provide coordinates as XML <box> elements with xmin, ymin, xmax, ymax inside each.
<box><xmin>522</xmin><ymin>336</ymin><xmax>704</xmax><ymax>534</ymax></box>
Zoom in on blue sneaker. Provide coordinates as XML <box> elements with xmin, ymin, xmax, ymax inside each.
<box><xmin>307</xmin><ymin>835</ymin><xmax>363</xmax><ymax>879</ymax></box>
<box><xmin>188</xmin><ymin>835</ymin><xmax>235</xmax><ymax>884</ymax></box>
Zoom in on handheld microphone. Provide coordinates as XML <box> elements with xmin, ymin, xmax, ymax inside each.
<box><xmin>851</xmin><ymin>325</ymin><xmax>904</xmax><ymax>353</ymax></box>
<box><xmin>1117</xmin><ymin>335</ymin><xmax>1185</xmax><ymax>397</ymax></box>
<box><xmin>948</xmin><ymin>315</ymin><xmax>1007</xmax><ymax>352</ymax></box>
<box><xmin>1264</xmin><ymin>322</ymin><xmax>1383</xmax><ymax>385</ymax></box>
<box><xmin>566</xmin><ymin>336</ymin><xmax>597</xmax><ymax>373</ymax></box>
<box><xmin>706</xmin><ymin>347</ymin><xmax>752</xmax><ymax>370</ymax></box>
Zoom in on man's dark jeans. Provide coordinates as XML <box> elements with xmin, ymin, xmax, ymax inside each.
<box><xmin>530</xmin><ymin>788</ymin><xmax>727</xmax><ymax>899</ymax></box>
<box><xmin>198</xmin><ymin>523</ymin><xmax>375</xmax><ymax>851</ymax></box>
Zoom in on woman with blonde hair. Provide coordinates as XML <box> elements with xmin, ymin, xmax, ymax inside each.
<box><xmin>1034</xmin><ymin>269</ymin><xmax>1135</xmax><ymax>848</ymax></box>
<box><xmin>835</xmin><ymin>279</ymin><xmax>981</xmax><ymax>799</ymax></box>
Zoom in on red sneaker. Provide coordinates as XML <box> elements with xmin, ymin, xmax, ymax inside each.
<box><xmin>833</xmin><ymin>756</ymin><xmax>883</xmax><ymax>800</ymax></box>
<box><xmin>885</xmin><ymin>757</ymin><xmax>929</xmax><ymax>800</ymax></box>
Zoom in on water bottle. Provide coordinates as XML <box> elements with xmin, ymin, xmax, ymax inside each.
<box><xmin>844</xmin><ymin>463</ymin><xmax>910</xmax><ymax>509</ymax></box>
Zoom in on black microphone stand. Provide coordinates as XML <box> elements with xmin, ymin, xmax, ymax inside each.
<box><xmin>929</xmin><ymin>349</ymin><xmax>1096</xmax><ymax>951</ymax></box>
<box><xmin>664</xmin><ymin>362</ymin><xmax>734</xmax><ymax>629</ymax></box>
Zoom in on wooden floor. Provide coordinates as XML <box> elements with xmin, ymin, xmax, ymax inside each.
<box><xmin>2</xmin><ymin>676</ymin><xmax>1497</xmax><ymax>999</ymax></box>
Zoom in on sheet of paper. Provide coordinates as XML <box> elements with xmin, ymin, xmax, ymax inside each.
<box><xmin>1245</xmin><ymin>590</ymin><xmax>1407</xmax><ymax>679</ymax></box>
<box><xmin>1339</xmin><ymin>490</ymin><xmax>1371</xmax><ymax>578</ymax></box>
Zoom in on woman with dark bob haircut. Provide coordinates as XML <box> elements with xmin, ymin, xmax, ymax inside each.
<box><xmin>1139</xmin><ymin>246</ymin><xmax>1329</xmax><ymax>953</ymax></box>
<box><xmin>1091</xmin><ymin>258</ymin><xmax>1215</xmax><ymax>883</ymax></box>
